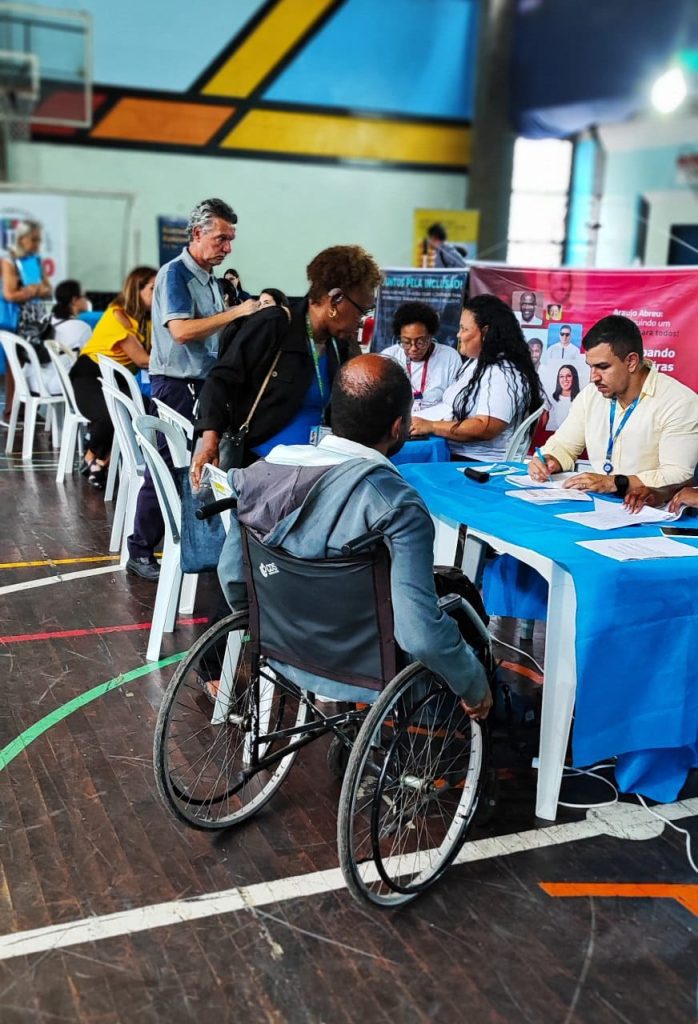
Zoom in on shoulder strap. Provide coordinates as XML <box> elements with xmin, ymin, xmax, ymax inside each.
<box><xmin>240</xmin><ymin>349</ymin><xmax>282</xmax><ymax>431</ymax></box>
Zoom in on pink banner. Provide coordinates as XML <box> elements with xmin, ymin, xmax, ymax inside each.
<box><xmin>469</xmin><ymin>265</ymin><xmax>698</xmax><ymax>392</ymax></box>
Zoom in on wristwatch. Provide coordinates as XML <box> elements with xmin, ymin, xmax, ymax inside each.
<box><xmin>614</xmin><ymin>474</ymin><xmax>630</xmax><ymax>498</ymax></box>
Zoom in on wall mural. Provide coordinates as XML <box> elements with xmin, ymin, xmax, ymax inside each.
<box><xmin>31</xmin><ymin>0</ymin><xmax>476</xmax><ymax>172</ymax></box>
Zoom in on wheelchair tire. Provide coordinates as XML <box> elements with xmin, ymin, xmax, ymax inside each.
<box><xmin>337</xmin><ymin>663</ymin><xmax>489</xmax><ymax>907</ymax></box>
<box><xmin>153</xmin><ymin>611</ymin><xmax>308</xmax><ymax>830</ymax></box>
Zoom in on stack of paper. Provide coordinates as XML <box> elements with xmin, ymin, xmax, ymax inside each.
<box><xmin>505</xmin><ymin>488</ymin><xmax>592</xmax><ymax>505</ymax></box>
<box><xmin>557</xmin><ymin>496</ymin><xmax>682</xmax><ymax>531</ymax></box>
<box><xmin>578</xmin><ymin>537</ymin><xmax>698</xmax><ymax>561</ymax></box>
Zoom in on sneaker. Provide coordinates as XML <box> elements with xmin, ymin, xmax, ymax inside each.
<box><xmin>125</xmin><ymin>556</ymin><xmax>160</xmax><ymax>581</ymax></box>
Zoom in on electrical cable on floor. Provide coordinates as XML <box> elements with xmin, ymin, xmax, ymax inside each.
<box><xmin>636</xmin><ymin>794</ymin><xmax>698</xmax><ymax>875</ymax></box>
<box><xmin>557</xmin><ymin>763</ymin><xmax>618</xmax><ymax>810</ymax></box>
<box><xmin>490</xmin><ymin>634</ymin><xmax>544</xmax><ymax>676</ymax></box>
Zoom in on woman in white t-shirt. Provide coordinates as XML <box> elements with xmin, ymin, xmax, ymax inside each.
<box><xmin>24</xmin><ymin>279</ymin><xmax>92</xmax><ymax>395</ymax></box>
<box><xmin>546</xmin><ymin>362</ymin><xmax>580</xmax><ymax>431</ymax></box>
<box><xmin>410</xmin><ymin>294</ymin><xmax>543</xmax><ymax>461</ymax></box>
<box><xmin>380</xmin><ymin>300</ymin><xmax>462</xmax><ymax>409</ymax></box>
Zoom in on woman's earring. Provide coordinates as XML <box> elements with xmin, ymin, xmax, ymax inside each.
<box><xmin>328</xmin><ymin>306</ymin><xmax>338</xmax><ymax>319</ymax></box>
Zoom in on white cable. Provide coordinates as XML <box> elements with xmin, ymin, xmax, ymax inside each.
<box><xmin>636</xmin><ymin>794</ymin><xmax>698</xmax><ymax>875</ymax></box>
<box><xmin>491</xmin><ymin>634</ymin><xmax>544</xmax><ymax>676</ymax></box>
<box><xmin>557</xmin><ymin>764</ymin><xmax>619</xmax><ymax>810</ymax></box>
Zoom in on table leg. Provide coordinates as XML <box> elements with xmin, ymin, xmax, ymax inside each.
<box><xmin>536</xmin><ymin>562</ymin><xmax>577</xmax><ymax>820</ymax></box>
<box><xmin>431</xmin><ymin>514</ymin><xmax>460</xmax><ymax>566</ymax></box>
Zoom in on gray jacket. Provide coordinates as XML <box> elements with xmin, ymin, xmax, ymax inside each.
<box><xmin>218</xmin><ymin>456</ymin><xmax>488</xmax><ymax>704</ymax></box>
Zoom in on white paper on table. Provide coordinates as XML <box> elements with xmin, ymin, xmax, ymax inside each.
<box><xmin>578</xmin><ymin>536</ymin><xmax>698</xmax><ymax>561</ymax></box>
<box><xmin>557</xmin><ymin>496</ymin><xmax>682</xmax><ymax>531</ymax></box>
<box><xmin>506</xmin><ymin>471</ymin><xmax>582</xmax><ymax>489</ymax></box>
<box><xmin>505</xmin><ymin>487</ymin><xmax>592</xmax><ymax>504</ymax></box>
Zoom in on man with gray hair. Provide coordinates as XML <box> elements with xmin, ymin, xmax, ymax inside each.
<box><xmin>126</xmin><ymin>197</ymin><xmax>258</xmax><ymax>580</ymax></box>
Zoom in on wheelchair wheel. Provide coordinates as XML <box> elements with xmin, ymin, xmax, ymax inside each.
<box><xmin>337</xmin><ymin>664</ymin><xmax>488</xmax><ymax>907</ymax></box>
<box><xmin>154</xmin><ymin>612</ymin><xmax>308</xmax><ymax>830</ymax></box>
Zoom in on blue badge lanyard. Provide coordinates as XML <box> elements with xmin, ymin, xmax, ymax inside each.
<box><xmin>603</xmin><ymin>396</ymin><xmax>641</xmax><ymax>474</ymax></box>
<box><xmin>305</xmin><ymin>315</ymin><xmax>339</xmax><ymax>421</ymax></box>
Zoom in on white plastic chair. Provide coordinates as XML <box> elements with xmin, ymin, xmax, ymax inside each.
<box><xmin>0</xmin><ymin>331</ymin><xmax>65</xmax><ymax>461</ymax></box>
<box><xmin>100</xmin><ymin>382</ymin><xmax>146</xmax><ymax>562</ymax></box>
<box><xmin>134</xmin><ymin>414</ymin><xmax>199</xmax><ymax>661</ymax></box>
<box><xmin>97</xmin><ymin>355</ymin><xmax>145</xmax><ymax>505</ymax></box>
<box><xmin>45</xmin><ymin>340</ymin><xmax>89</xmax><ymax>483</ymax></box>
<box><xmin>503</xmin><ymin>403</ymin><xmax>546</xmax><ymax>461</ymax></box>
<box><xmin>152</xmin><ymin>397</ymin><xmax>194</xmax><ymax>442</ymax></box>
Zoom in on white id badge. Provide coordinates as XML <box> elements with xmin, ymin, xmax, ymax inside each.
<box><xmin>309</xmin><ymin>424</ymin><xmax>332</xmax><ymax>446</ymax></box>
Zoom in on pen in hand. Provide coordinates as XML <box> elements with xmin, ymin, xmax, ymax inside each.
<box><xmin>531</xmin><ymin>446</ymin><xmax>551</xmax><ymax>480</ymax></box>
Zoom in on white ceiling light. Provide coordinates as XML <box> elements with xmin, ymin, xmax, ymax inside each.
<box><xmin>651</xmin><ymin>66</ymin><xmax>688</xmax><ymax>114</ymax></box>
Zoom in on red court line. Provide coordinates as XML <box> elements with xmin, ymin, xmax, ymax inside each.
<box><xmin>0</xmin><ymin>618</ymin><xmax>208</xmax><ymax>645</ymax></box>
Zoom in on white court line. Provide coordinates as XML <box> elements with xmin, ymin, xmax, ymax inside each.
<box><xmin>0</xmin><ymin>564</ymin><xmax>121</xmax><ymax>596</ymax></box>
<box><xmin>0</xmin><ymin>797</ymin><xmax>695</xmax><ymax>962</ymax></box>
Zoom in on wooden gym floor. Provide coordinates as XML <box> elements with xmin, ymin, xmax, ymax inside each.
<box><xmin>0</xmin><ymin>419</ymin><xmax>696</xmax><ymax>1024</ymax></box>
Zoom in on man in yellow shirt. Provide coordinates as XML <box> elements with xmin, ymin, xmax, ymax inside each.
<box><xmin>530</xmin><ymin>315</ymin><xmax>698</xmax><ymax>497</ymax></box>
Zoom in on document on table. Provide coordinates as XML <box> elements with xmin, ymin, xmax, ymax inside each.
<box><xmin>578</xmin><ymin>536</ymin><xmax>698</xmax><ymax>561</ymax></box>
<box><xmin>505</xmin><ymin>471</ymin><xmax>582</xmax><ymax>489</ymax></box>
<box><xmin>557</xmin><ymin>496</ymin><xmax>682</xmax><ymax>530</ymax></box>
<box><xmin>504</xmin><ymin>487</ymin><xmax>592</xmax><ymax>504</ymax></box>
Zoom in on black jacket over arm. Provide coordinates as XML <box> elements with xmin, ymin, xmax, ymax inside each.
<box><xmin>196</xmin><ymin>299</ymin><xmax>351</xmax><ymax>450</ymax></box>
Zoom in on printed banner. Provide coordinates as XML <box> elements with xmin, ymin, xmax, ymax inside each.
<box><xmin>469</xmin><ymin>263</ymin><xmax>698</xmax><ymax>400</ymax></box>
<box><xmin>0</xmin><ymin>193</ymin><xmax>67</xmax><ymax>285</ymax></box>
<box><xmin>413</xmin><ymin>209</ymin><xmax>480</xmax><ymax>267</ymax></box>
<box><xmin>372</xmin><ymin>267</ymin><xmax>468</xmax><ymax>354</ymax></box>
<box><xmin>157</xmin><ymin>216</ymin><xmax>188</xmax><ymax>267</ymax></box>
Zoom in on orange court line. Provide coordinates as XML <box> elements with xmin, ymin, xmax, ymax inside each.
<box><xmin>540</xmin><ymin>882</ymin><xmax>698</xmax><ymax>916</ymax></box>
<box><xmin>500</xmin><ymin>659</ymin><xmax>543</xmax><ymax>684</ymax></box>
<box><xmin>91</xmin><ymin>98</ymin><xmax>235</xmax><ymax>145</ymax></box>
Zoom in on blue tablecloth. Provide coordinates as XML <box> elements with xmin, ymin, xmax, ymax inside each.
<box><xmin>400</xmin><ymin>461</ymin><xmax>698</xmax><ymax>801</ymax></box>
<box><xmin>391</xmin><ymin>437</ymin><xmax>450</xmax><ymax>466</ymax></box>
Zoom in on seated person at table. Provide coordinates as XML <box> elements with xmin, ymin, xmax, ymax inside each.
<box><xmin>409</xmin><ymin>294</ymin><xmax>543</xmax><ymax>462</ymax></box>
<box><xmin>379</xmin><ymin>300</ymin><xmax>462</xmax><ymax>408</ymax></box>
<box><xmin>70</xmin><ymin>265</ymin><xmax>155</xmax><ymax>488</ymax></box>
<box><xmin>624</xmin><ymin>466</ymin><xmax>698</xmax><ymax>513</ymax></box>
<box><xmin>217</xmin><ymin>354</ymin><xmax>492</xmax><ymax>719</ymax></box>
<box><xmin>530</xmin><ymin>315</ymin><xmax>698</xmax><ymax>496</ymax></box>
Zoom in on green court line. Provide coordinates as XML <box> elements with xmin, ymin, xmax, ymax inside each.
<box><xmin>0</xmin><ymin>652</ymin><xmax>185</xmax><ymax>771</ymax></box>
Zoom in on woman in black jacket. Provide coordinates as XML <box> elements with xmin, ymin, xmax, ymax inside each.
<box><xmin>191</xmin><ymin>245</ymin><xmax>381</xmax><ymax>485</ymax></box>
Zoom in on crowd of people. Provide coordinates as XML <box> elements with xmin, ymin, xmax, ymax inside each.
<box><xmin>2</xmin><ymin>199</ymin><xmax>697</xmax><ymax>631</ymax></box>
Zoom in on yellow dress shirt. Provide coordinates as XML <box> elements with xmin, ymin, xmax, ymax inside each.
<box><xmin>542</xmin><ymin>362</ymin><xmax>698</xmax><ymax>487</ymax></box>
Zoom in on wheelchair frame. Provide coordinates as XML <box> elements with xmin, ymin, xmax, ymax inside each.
<box><xmin>153</xmin><ymin>518</ymin><xmax>495</xmax><ymax>908</ymax></box>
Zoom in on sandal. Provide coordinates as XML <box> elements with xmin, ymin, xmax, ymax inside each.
<box><xmin>87</xmin><ymin>458</ymin><xmax>108</xmax><ymax>490</ymax></box>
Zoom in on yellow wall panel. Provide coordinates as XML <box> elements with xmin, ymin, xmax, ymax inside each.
<box><xmin>220</xmin><ymin>110</ymin><xmax>471</xmax><ymax>167</ymax></box>
<box><xmin>202</xmin><ymin>0</ymin><xmax>335</xmax><ymax>99</ymax></box>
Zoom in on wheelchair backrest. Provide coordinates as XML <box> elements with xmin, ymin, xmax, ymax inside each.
<box><xmin>240</xmin><ymin>527</ymin><xmax>397</xmax><ymax>693</ymax></box>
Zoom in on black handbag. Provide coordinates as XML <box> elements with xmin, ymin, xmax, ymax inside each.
<box><xmin>219</xmin><ymin>349</ymin><xmax>281</xmax><ymax>470</ymax></box>
<box><xmin>174</xmin><ymin>467</ymin><xmax>227</xmax><ymax>574</ymax></box>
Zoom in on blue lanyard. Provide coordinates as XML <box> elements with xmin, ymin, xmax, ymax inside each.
<box><xmin>305</xmin><ymin>315</ymin><xmax>339</xmax><ymax>403</ymax></box>
<box><xmin>603</xmin><ymin>396</ymin><xmax>641</xmax><ymax>473</ymax></box>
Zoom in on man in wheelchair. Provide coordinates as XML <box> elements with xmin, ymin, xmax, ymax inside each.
<box><xmin>217</xmin><ymin>354</ymin><xmax>492</xmax><ymax>721</ymax></box>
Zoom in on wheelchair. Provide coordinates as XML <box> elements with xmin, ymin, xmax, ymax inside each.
<box><xmin>153</xmin><ymin>505</ymin><xmax>497</xmax><ymax>908</ymax></box>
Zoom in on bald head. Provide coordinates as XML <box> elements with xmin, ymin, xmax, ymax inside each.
<box><xmin>330</xmin><ymin>355</ymin><xmax>412</xmax><ymax>449</ymax></box>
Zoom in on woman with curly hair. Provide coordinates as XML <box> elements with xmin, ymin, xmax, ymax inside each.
<box><xmin>379</xmin><ymin>300</ymin><xmax>462</xmax><ymax>408</ymax></box>
<box><xmin>192</xmin><ymin>245</ymin><xmax>381</xmax><ymax>484</ymax></box>
<box><xmin>410</xmin><ymin>293</ymin><xmax>543</xmax><ymax>461</ymax></box>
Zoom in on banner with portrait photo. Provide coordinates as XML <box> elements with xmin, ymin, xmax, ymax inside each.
<box><xmin>372</xmin><ymin>267</ymin><xmax>468</xmax><ymax>354</ymax></box>
<box><xmin>469</xmin><ymin>263</ymin><xmax>698</xmax><ymax>428</ymax></box>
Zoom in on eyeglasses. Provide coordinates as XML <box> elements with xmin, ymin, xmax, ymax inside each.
<box><xmin>560</xmin><ymin>331</ymin><xmax>571</xmax><ymax>338</ymax></box>
<box><xmin>399</xmin><ymin>335</ymin><xmax>431</xmax><ymax>349</ymax></box>
<box><xmin>340</xmin><ymin>292</ymin><xmax>375</xmax><ymax>318</ymax></box>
